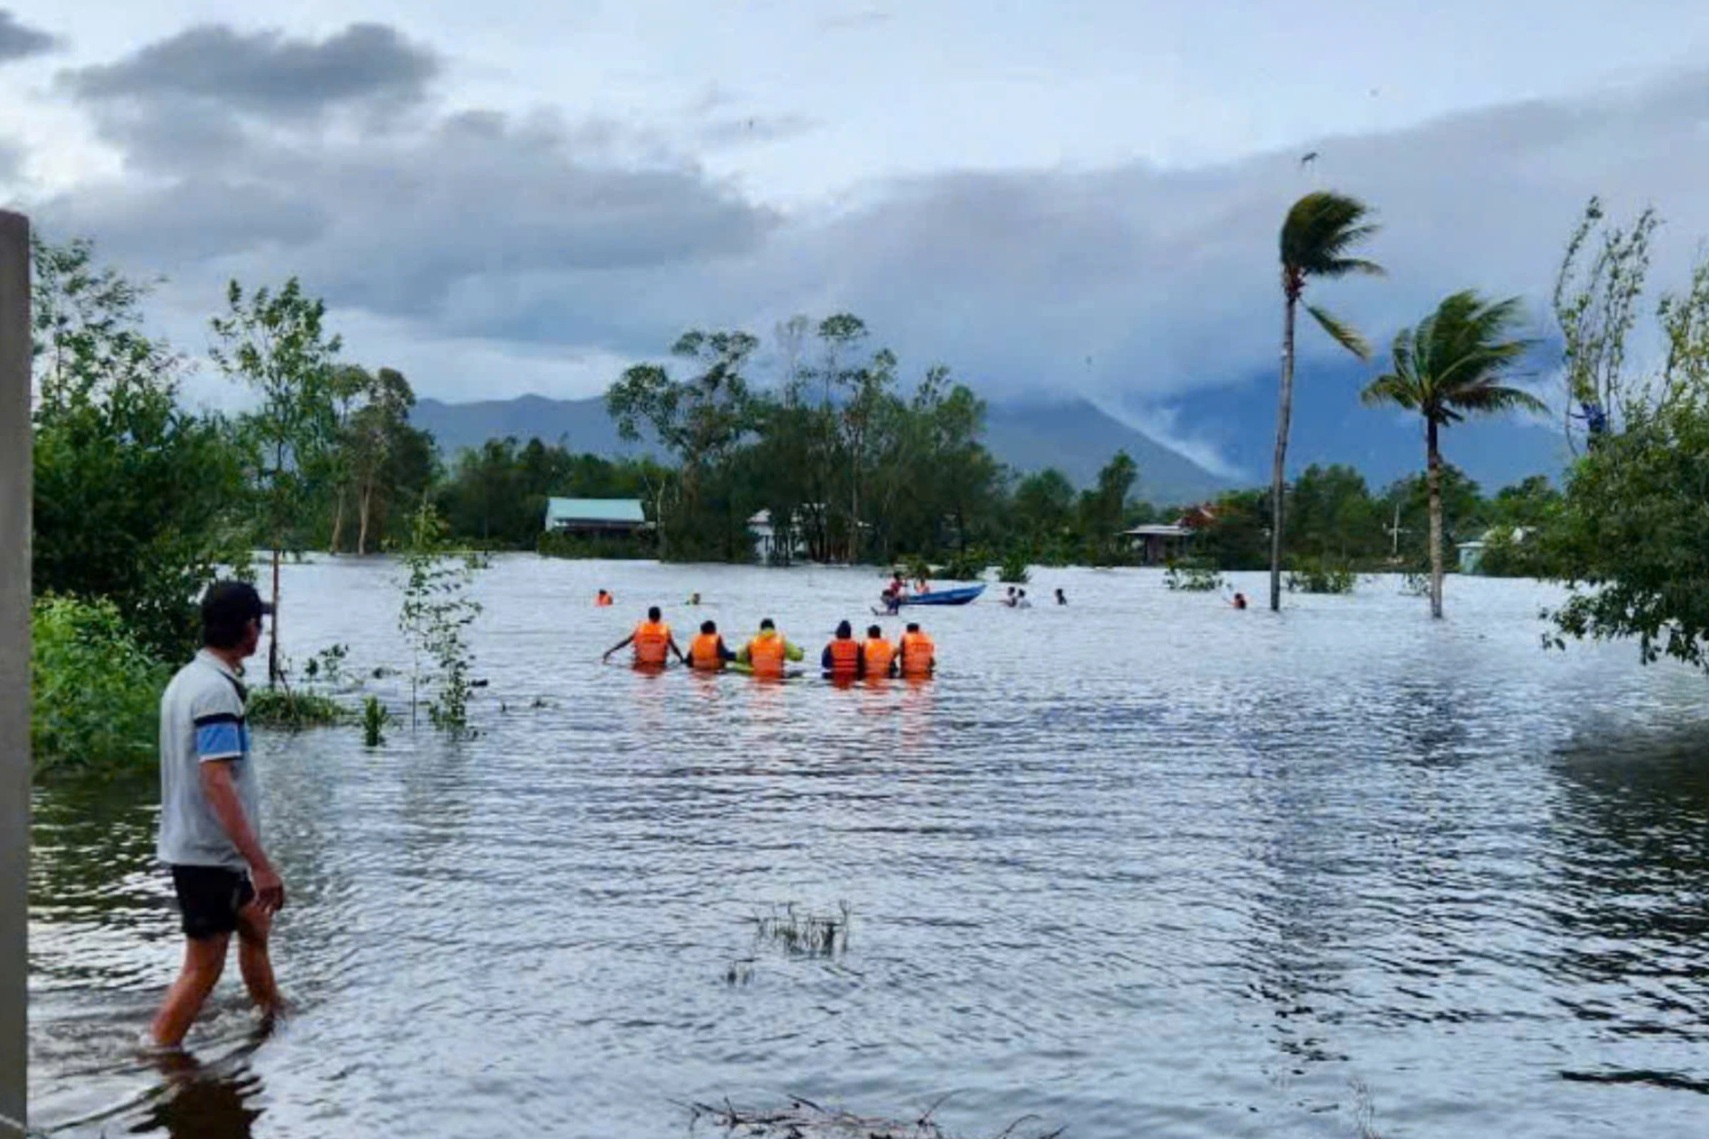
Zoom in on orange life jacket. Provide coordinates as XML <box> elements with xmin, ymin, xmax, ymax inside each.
<box><xmin>862</xmin><ymin>638</ymin><xmax>896</xmax><ymax>676</ymax></box>
<box><xmin>633</xmin><ymin>621</ymin><xmax>671</xmax><ymax>665</ymax></box>
<box><xmin>900</xmin><ymin>631</ymin><xmax>935</xmax><ymax>677</ymax></box>
<box><xmin>826</xmin><ymin>637</ymin><xmax>860</xmax><ymax>676</ymax></box>
<box><xmin>689</xmin><ymin>633</ymin><xmax>725</xmax><ymax>671</ymax></box>
<box><xmin>596</xmin><ymin>593</ymin><xmax>613</xmax><ymax>607</ymax></box>
<box><xmin>747</xmin><ymin>632</ymin><xmax>787</xmax><ymax>676</ymax></box>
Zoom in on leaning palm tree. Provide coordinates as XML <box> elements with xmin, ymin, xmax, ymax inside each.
<box><xmin>1363</xmin><ymin>290</ymin><xmax>1544</xmax><ymax>619</ymax></box>
<box><xmin>1271</xmin><ymin>192</ymin><xmax>1383</xmax><ymax>611</ymax></box>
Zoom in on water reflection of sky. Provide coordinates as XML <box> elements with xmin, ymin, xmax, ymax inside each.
<box><xmin>29</xmin><ymin>559</ymin><xmax>1709</xmax><ymax>1138</ymax></box>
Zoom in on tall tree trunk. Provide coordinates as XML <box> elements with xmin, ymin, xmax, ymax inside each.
<box><xmin>268</xmin><ymin>546</ymin><xmax>282</xmax><ymax>686</ymax></box>
<box><xmin>357</xmin><ymin>481</ymin><xmax>373</xmax><ymax>556</ymax></box>
<box><xmin>329</xmin><ymin>490</ymin><xmax>345</xmax><ymax>555</ymax></box>
<box><xmin>1269</xmin><ymin>292</ymin><xmax>1298</xmax><ymax>611</ymax></box>
<box><xmin>1427</xmin><ymin>418</ymin><xmax>1445</xmax><ymax>619</ymax></box>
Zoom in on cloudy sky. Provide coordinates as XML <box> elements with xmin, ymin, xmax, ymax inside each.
<box><xmin>4</xmin><ymin>1</ymin><xmax>1709</xmax><ymax>472</ymax></box>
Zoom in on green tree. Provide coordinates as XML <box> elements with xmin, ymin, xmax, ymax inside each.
<box><xmin>344</xmin><ymin>367</ymin><xmax>419</xmax><ymax>554</ymax></box>
<box><xmin>1271</xmin><ymin>191</ymin><xmax>1383</xmax><ymax>610</ymax></box>
<box><xmin>1363</xmin><ymin>291</ymin><xmax>1543</xmax><ymax>616</ymax></box>
<box><xmin>211</xmin><ymin>278</ymin><xmax>344</xmax><ymax>684</ymax></box>
<box><xmin>1287</xmin><ymin>463</ymin><xmax>1382</xmax><ymax>563</ymax></box>
<box><xmin>31</xmin><ymin>236</ymin><xmax>249</xmax><ymax>660</ymax></box>
<box><xmin>1078</xmin><ymin>451</ymin><xmax>1138</xmax><ymax>565</ymax></box>
<box><xmin>606</xmin><ymin>328</ymin><xmax>760</xmax><ymax>559</ymax></box>
<box><xmin>1010</xmin><ymin>469</ymin><xmax>1077</xmax><ymax>559</ymax></box>
<box><xmin>1553</xmin><ymin>197</ymin><xmax>1658</xmax><ymax>450</ymax></box>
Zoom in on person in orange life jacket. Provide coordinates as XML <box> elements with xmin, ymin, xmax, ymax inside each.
<box><xmin>822</xmin><ymin>619</ymin><xmax>863</xmax><ymax>679</ymax></box>
<box><xmin>688</xmin><ymin>620</ymin><xmax>736</xmax><ymax>671</ymax></box>
<box><xmin>861</xmin><ymin>624</ymin><xmax>898</xmax><ymax>679</ymax></box>
<box><xmin>898</xmin><ymin>621</ymin><xmax>936</xmax><ymax>677</ymax></box>
<box><xmin>738</xmin><ymin>618</ymin><xmax>804</xmax><ymax>676</ymax></box>
<box><xmin>602</xmin><ymin>605</ymin><xmax>686</xmax><ymax>666</ymax></box>
<box><xmin>595</xmin><ymin>589</ymin><xmax>614</xmax><ymax>607</ymax></box>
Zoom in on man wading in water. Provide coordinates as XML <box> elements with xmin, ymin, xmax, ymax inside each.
<box><xmin>149</xmin><ymin>581</ymin><xmax>285</xmax><ymax>1049</ymax></box>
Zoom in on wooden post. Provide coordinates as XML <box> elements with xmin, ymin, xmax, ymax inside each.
<box><xmin>0</xmin><ymin>210</ymin><xmax>31</xmax><ymax>1137</ymax></box>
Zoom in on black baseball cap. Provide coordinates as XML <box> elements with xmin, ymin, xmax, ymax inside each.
<box><xmin>202</xmin><ymin>580</ymin><xmax>273</xmax><ymax>627</ymax></box>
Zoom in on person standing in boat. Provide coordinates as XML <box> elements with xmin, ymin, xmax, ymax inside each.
<box><xmin>898</xmin><ymin>622</ymin><xmax>936</xmax><ymax>678</ymax></box>
<box><xmin>603</xmin><ymin>606</ymin><xmax>686</xmax><ymax>668</ymax></box>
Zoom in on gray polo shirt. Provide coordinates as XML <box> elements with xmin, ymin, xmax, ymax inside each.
<box><xmin>157</xmin><ymin>650</ymin><xmax>260</xmax><ymax>870</ymax></box>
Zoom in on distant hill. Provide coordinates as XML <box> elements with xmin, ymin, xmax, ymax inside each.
<box><xmin>410</xmin><ymin>393</ymin><xmax>1232</xmax><ymax>505</ymax></box>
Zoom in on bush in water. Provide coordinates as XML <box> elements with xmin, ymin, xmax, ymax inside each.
<box><xmin>399</xmin><ymin>502</ymin><xmax>485</xmax><ymax>734</ymax></box>
<box><xmin>1165</xmin><ymin>559</ymin><xmax>1224</xmax><ymax>592</ymax></box>
<box><xmin>31</xmin><ymin>595</ymin><xmax>168</xmax><ymax>778</ymax></box>
<box><xmin>998</xmin><ymin>551</ymin><xmax>1032</xmax><ymax>585</ymax></box>
<box><xmin>246</xmin><ymin>687</ymin><xmax>351</xmax><ymax>730</ymax></box>
<box><xmin>1286</xmin><ymin>556</ymin><xmax>1358</xmax><ymax>594</ymax></box>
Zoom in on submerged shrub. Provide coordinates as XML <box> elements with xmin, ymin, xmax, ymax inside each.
<box><xmin>1286</xmin><ymin>555</ymin><xmax>1358</xmax><ymax>594</ymax></box>
<box><xmin>31</xmin><ymin>595</ymin><xmax>168</xmax><ymax>778</ymax></box>
<box><xmin>1165</xmin><ymin>559</ymin><xmax>1224</xmax><ymax>592</ymax></box>
<box><xmin>246</xmin><ymin>687</ymin><xmax>351</xmax><ymax>730</ymax></box>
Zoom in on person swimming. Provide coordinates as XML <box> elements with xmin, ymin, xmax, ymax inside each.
<box><xmin>1055</xmin><ymin>588</ymin><xmax>1067</xmax><ymax>605</ymax></box>
<box><xmin>1230</xmin><ymin>592</ymin><xmax>1248</xmax><ymax>610</ymax></box>
<box><xmin>595</xmin><ymin>589</ymin><xmax>614</xmax><ymax>607</ymax></box>
<box><xmin>686</xmin><ymin>592</ymin><xmax>702</xmax><ymax>606</ymax></box>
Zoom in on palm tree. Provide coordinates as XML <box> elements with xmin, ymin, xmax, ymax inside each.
<box><xmin>1271</xmin><ymin>192</ymin><xmax>1383</xmax><ymax>611</ymax></box>
<box><xmin>1363</xmin><ymin>291</ymin><xmax>1544</xmax><ymax>618</ymax></box>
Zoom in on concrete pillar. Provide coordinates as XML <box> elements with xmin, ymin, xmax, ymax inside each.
<box><xmin>0</xmin><ymin>210</ymin><xmax>31</xmax><ymax>1138</ymax></box>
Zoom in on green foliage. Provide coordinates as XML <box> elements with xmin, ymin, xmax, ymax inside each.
<box><xmin>211</xmin><ymin>276</ymin><xmax>345</xmax><ymax>682</ymax></box>
<box><xmin>30</xmin><ymin>235</ymin><xmax>251</xmax><ymax>661</ymax></box>
<box><xmin>31</xmin><ymin>595</ymin><xmax>168</xmax><ymax>778</ymax></box>
<box><xmin>937</xmin><ymin>549</ymin><xmax>989</xmax><ymax>582</ymax></box>
<box><xmin>326</xmin><ymin>366</ymin><xmax>433</xmax><ymax>554</ymax></box>
<box><xmin>1164</xmin><ymin>560</ymin><xmax>1224</xmax><ymax>592</ymax></box>
<box><xmin>1077</xmin><ymin>451</ymin><xmax>1138</xmax><ymax>566</ymax></box>
<box><xmin>1273</xmin><ymin>190</ymin><xmax>1384</xmax><ymax>608</ymax></box>
<box><xmin>1547</xmin><ymin>380</ymin><xmax>1709</xmax><ymax>668</ymax></box>
<box><xmin>1553</xmin><ymin>197</ymin><xmax>1659</xmax><ymax>447</ymax></box>
<box><xmin>398</xmin><ymin>503</ymin><xmax>485</xmax><ymax>733</ymax></box>
<box><xmin>1364</xmin><ymin>289</ymin><xmax>1544</xmax><ymax>616</ymax></box>
<box><xmin>362</xmin><ymin>696</ymin><xmax>391</xmax><ymax>748</ymax></box>
<box><xmin>1286</xmin><ymin>556</ymin><xmax>1358</xmax><ymax>595</ymax></box>
<box><xmin>536</xmin><ymin>528</ymin><xmax>656</xmax><ymax>560</ymax></box>
<box><xmin>998</xmin><ymin>550</ymin><xmax>1032</xmax><ymax>585</ymax></box>
<box><xmin>246</xmin><ymin>687</ymin><xmax>352</xmax><ymax>729</ymax></box>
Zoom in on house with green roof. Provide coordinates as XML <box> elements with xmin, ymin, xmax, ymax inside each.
<box><xmin>543</xmin><ymin>497</ymin><xmax>648</xmax><ymax>534</ymax></box>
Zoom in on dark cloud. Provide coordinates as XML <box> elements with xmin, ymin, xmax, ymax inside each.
<box><xmin>31</xmin><ymin>37</ymin><xmax>1709</xmax><ymax>472</ymax></box>
<box><xmin>59</xmin><ymin>22</ymin><xmax>438</xmax><ymax>117</ymax></box>
<box><xmin>0</xmin><ymin>9</ymin><xmax>58</xmax><ymax>62</ymax></box>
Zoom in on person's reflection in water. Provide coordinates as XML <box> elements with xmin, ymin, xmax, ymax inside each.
<box><xmin>135</xmin><ymin>1050</ymin><xmax>264</xmax><ymax>1138</ymax></box>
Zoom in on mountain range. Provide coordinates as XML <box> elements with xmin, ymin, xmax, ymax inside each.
<box><xmin>411</xmin><ymin>394</ymin><xmax>1235</xmax><ymax>505</ymax></box>
<box><xmin>411</xmin><ymin>366</ymin><xmax>1568</xmax><ymax>507</ymax></box>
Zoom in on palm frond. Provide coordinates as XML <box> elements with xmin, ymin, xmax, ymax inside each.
<box><xmin>1306</xmin><ymin>303</ymin><xmax>1371</xmax><ymax>360</ymax></box>
<box><xmin>1280</xmin><ymin>192</ymin><xmax>1383</xmax><ymax>279</ymax></box>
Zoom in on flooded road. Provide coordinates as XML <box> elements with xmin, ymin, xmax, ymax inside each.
<box><xmin>28</xmin><ymin>558</ymin><xmax>1709</xmax><ymax>1137</ymax></box>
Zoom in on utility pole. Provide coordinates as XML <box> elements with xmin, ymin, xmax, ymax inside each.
<box><xmin>1386</xmin><ymin>500</ymin><xmax>1407</xmax><ymax>559</ymax></box>
<box><xmin>0</xmin><ymin>209</ymin><xmax>32</xmax><ymax>1138</ymax></box>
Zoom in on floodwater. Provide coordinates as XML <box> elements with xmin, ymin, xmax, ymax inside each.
<box><xmin>28</xmin><ymin>557</ymin><xmax>1709</xmax><ymax>1138</ymax></box>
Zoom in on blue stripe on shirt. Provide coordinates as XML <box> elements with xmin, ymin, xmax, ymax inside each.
<box><xmin>195</xmin><ymin>721</ymin><xmax>244</xmax><ymax>759</ymax></box>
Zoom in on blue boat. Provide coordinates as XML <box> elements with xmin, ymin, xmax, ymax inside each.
<box><xmin>896</xmin><ymin>584</ymin><xmax>986</xmax><ymax>607</ymax></box>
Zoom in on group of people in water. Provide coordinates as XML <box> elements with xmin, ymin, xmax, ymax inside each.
<box><xmin>602</xmin><ymin>605</ymin><xmax>936</xmax><ymax>680</ymax></box>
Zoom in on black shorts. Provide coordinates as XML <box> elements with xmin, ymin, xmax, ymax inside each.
<box><xmin>170</xmin><ymin>865</ymin><xmax>254</xmax><ymax>940</ymax></box>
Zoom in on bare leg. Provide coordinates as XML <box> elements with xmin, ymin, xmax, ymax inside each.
<box><xmin>235</xmin><ymin>901</ymin><xmax>281</xmax><ymax>1017</ymax></box>
<box><xmin>149</xmin><ymin>933</ymin><xmax>231</xmax><ymax>1049</ymax></box>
